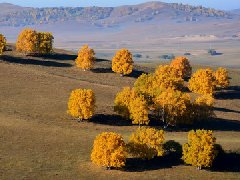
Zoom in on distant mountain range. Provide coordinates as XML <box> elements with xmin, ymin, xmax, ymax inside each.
<box><xmin>0</xmin><ymin>2</ymin><xmax>235</xmax><ymax>27</ymax></box>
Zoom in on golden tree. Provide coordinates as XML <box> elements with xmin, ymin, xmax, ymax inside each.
<box><xmin>188</xmin><ymin>68</ymin><xmax>216</xmax><ymax>95</ymax></box>
<box><xmin>214</xmin><ymin>67</ymin><xmax>230</xmax><ymax>88</ymax></box>
<box><xmin>91</xmin><ymin>132</ymin><xmax>127</xmax><ymax>169</ymax></box>
<box><xmin>67</xmin><ymin>89</ymin><xmax>95</xmax><ymax>121</ymax></box>
<box><xmin>114</xmin><ymin>87</ymin><xmax>149</xmax><ymax>125</ymax></box>
<box><xmin>128</xmin><ymin>127</ymin><xmax>165</xmax><ymax>160</ymax></box>
<box><xmin>112</xmin><ymin>48</ymin><xmax>134</xmax><ymax>76</ymax></box>
<box><xmin>182</xmin><ymin>130</ymin><xmax>217</xmax><ymax>170</ymax></box>
<box><xmin>129</xmin><ymin>94</ymin><xmax>149</xmax><ymax>125</ymax></box>
<box><xmin>16</xmin><ymin>28</ymin><xmax>39</xmax><ymax>54</ymax></box>
<box><xmin>38</xmin><ymin>32</ymin><xmax>54</xmax><ymax>54</ymax></box>
<box><xmin>153</xmin><ymin>89</ymin><xmax>191</xmax><ymax>126</ymax></box>
<box><xmin>75</xmin><ymin>45</ymin><xmax>95</xmax><ymax>70</ymax></box>
<box><xmin>170</xmin><ymin>56</ymin><xmax>192</xmax><ymax>78</ymax></box>
<box><xmin>154</xmin><ymin>65</ymin><xmax>184</xmax><ymax>91</ymax></box>
<box><xmin>0</xmin><ymin>34</ymin><xmax>6</xmax><ymax>55</ymax></box>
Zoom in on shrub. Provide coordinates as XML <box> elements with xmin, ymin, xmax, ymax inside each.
<box><xmin>112</xmin><ymin>48</ymin><xmax>134</xmax><ymax>76</ymax></box>
<box><xmin>0</xmin><ymin>34</ymin><xmax>7</xmax><ymax>55</ymax></box>
<box><xmin>38</xmin><ymin>32</ymin><xmax>54</xmax><ymax>54</ymax></box>
<box><xmin>67</xmin><ymin>89</ymin><xmax>95</xmax><ymax>121</ymax></box>
<box><xmin>182</xmin><ymin>130</ymin><xmax>217</xmax><ymax>169</ymax></box>
<box><xmin>170</xmin><ymin>56</ymin><xmax>192</xmax><ymax>78</ymax></box>
<box><xmin>75</xmin><ymin>45</ymin><xmax>95</xmax><ymax>70</ymax></box>
<box><xmin>91</xmin><ymin>132</ymin><xmax>126</xmax><ymax>169</ymax></box>
<box><xmin>188</xmin><ymin>68</ymin><xmax>216</xmax><ymax>95</ymax></box>
<box><xmin>128</xmin><ymin>127</ymin><xmax>165</xmax><ymax>160</ymax></box>
<box><xmin>214</xmin><ymin>67</ymin><xmax>230</xmax><ymax>88</ymax></box>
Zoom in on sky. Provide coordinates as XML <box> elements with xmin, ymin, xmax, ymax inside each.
<box><xmin>0</xmin><ymin>0</ymin><xmax>239</xmax><ymax>10</ymax></box>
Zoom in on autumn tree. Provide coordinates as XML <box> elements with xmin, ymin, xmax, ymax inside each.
<box><xmin>170</xmin><ymin>56</ymin><xmax>192</xmax><ymax>78</ymax></box>
<box><xmin>16</xmin><ymin>28</ymin><xmax>39</xmax><ymax>54</ymax></box>
<box><xmin>91</xmin><ymin>132</ymin><xmax>127</xmax><ymax>169</ymax></box>
<box><xmin>112</xmin><ymin>48</ymin><xmax>134</xmax><ymax>76</ymax></box>
<box><xmin>153</xmin><ymin>89</ymin><xmax>191</xmax><ymax>126</ymax></box>
<box><xmin>67</xmin><ymin>89</ymin><xmax>95</xmax><ymax>121</ymax></box>
<box><xmin>154</xmin><ymin>65</ymin><xmax>184</xmax><ymax>91</ymax></box>
<box><xmin>38</xmin><ymin>32</ymin><xmax>54</xmax><ymax>54</ymax></box>
<box><xmin>75</xmin><ymin>45</ymin><xmax>95</xmax><ymax>70</ymax></box>
<box><xmin>128</xmin><ymin>127</ymin><xmax>165</xmax><ymax>160</ymax></box>
<box><xmin>114</xmin><ymin>87</ymin><xmax>149</xmax><ymax>125</ymax></box>
<box><xmin>214</xmin><ymin>67</ymin><xmax>230</xmax><ymax>88</ymax></box>
<box><xmin>182</xmin><ymin>130</ymin><xmax>217</xmax><ymax>170</ymax></box>
<box><xmin>0</xmin><ymin>34</ymin><xmax>6</xmax><ymax>55</ymax></box>
<box><xmin>188</xmin><ymin>68</ymin><xmax>216</xmax><ymax>95</ymax></box>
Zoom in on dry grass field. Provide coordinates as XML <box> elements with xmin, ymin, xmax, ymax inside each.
<box><xmin>0</xmin><ymin>45</ymin><xmax>239</xmax><ymax>179</ymax></box>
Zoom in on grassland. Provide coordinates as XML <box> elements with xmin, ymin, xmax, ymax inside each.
<box><xmin>0</xmin><ymin>45</ymin><xmax>239</xmax><ymax>179</ymax></box>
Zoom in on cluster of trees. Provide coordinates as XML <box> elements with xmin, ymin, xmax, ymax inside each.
<box><xmin>91</xmin><ymin>129</ymin><xmax>219</xmax><ymax>170</ymax></box>
<box><xmin>75</xmin><ymin>45</ymin><xmax>134</xmax><ymax>76</ymax></box>
<box><xmin>0</xmin><ymin>34</ymin><xmax>7</xmax><ymax>55</ymax></box>
<box><xmin>16</xmin><ymin>28</ymin><xmax>54</xmax><ymax>55</ymax></box>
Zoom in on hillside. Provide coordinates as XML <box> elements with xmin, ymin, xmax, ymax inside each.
<box><xmin>0</xmin><ymin>45</ymin><xmax>240</xmax><ymax>179</ymax></box>
<box><xmin>0</xmin><ymin>1</ymin><xmax>232</xmax><ymax>27</ymax></box>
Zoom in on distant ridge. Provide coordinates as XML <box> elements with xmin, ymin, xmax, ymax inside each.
<box><xmin>0</xmin><ymin>1</ymin><xmax>233</xmax><ymax>27</ymax></box>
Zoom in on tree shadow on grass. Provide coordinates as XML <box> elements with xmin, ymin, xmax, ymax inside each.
<box><xmin>124</xmin><ymin>155</ymin><xmax>182</xmax><ymax>172</ymax></box>
<box><xmin>215</xmin><ymin>86</ymin><xmax>240</xmax><ymax>100</ymax></box>
<box><xmin>127</xmin><ymin>69</ymin><xmax>146</xmax><ymax>78</ymax></box>
<box><xmin>214</xmin><ymin>107</ymin><xmax>240</xmax><ymax>114</ymax></box>
<box><xmin>91</xmin><ymin>67</ymin><xmax>113</xmax><ymax>73</ymax></box>
<box><xmin>212</xmin><ymin>151</ymin><xmax>240</xmax><ymax>172</ymax></box>
<box><xmin>91</xmin><ymin>114</ymin><xmax>132</xmax><ymax>126</ymax></box>
<box><xmin>37</xmin><ymin>53</ymin><xmax>77</xmax><ymax>61</ymax></box>
<box><xmin>0</xmin><ymin>55</ymin><xmax>72</xmax><ymax>67</ymax></box>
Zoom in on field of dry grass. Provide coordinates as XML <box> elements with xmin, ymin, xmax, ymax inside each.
<box><xmin>0</xmin><ymin>45</ymin><xmax>239</xmax><ymax>179</ymax></box>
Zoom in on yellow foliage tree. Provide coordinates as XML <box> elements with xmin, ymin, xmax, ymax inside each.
<box><xmin>214</xmin><ymin>67</ymin><xmax>230</xmax><ymax>88</ymax></box>
<box><xmin>114</xmin><ymin>87</ymin><xmax>149</xmax><ymax>125</ymax></box>
<box><xmin>182</xmin><ymin>130</ymin><xmax>217</xmax><ymax>170</ymax></box>
<box><xmin>75</xmin><ymin>45</ymin><xmax>95</xmax><ymax>70</ymax></box>
<box><xmin>91</xmin><ymin>132</ymin><xmax>127</xmax><ymax>169</ymax></box>
<box><xmin>16</xmin><ymin>28</ymin><xmax>39</xmax><ymax>54</ymax></box>
<box><xmin>112</xmin><ymin>48</ymin><xmax>134</xmax><ymax>76</ymax></box>
<box><xmin>38</xmin><ymin>32</ymin><xmax>54</xmax><ymax>54</ymax></box>
<box><xmin>0</xmin><ymin>34</ymin><xmax>7</xmax><ymax>55</ymax></box>
<box><xmin>188</xmin><ymin>68</ymin><xmax>216</xmax><ymax>95</ymax></box>
<box><xmin>153</xmin><ymin>89</ymin><xmax>191</xmax><ymax>126</ymax></box>
<box><xmin>128</xmin><ymin>127</ymin><xmax>165</xmax><ymax>160</ymax></box>
<box><xmin>67</xmin><ymin>89</ymin><xmax>95</xmax><ymax>121</ymax></box>
<box><xmin>170</xmin><ymin>56</ymin><xmax>192</xmax><ymax>78</ymax></box>
<box><xmin>154</xmin><ymin>65</ymin><xmax>184</xmax><ymax>91</ymax></box>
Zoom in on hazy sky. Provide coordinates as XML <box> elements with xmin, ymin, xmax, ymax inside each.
<box><xmin>0</xmin><ymin>0</ymin><xmax>239</xmax><ymax>10</ymax></box>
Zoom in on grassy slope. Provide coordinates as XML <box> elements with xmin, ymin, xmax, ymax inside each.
<box><xmin>0</xmin><ymin>45</ymin><xmax>239</xmax><ymax>179</ymax></box>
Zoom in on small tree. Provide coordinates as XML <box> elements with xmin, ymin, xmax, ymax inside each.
<box><xmin>67</xmin><ymin>89</ymin><xmax>95</xmax><ymax>121</ymax></box>
<box><xmin>38</xmin><ymin>32</ymin><xmax>54</xmax><ymax>54</ymax></box>
<box><xmin>153</xmin><ymin>89</ymin><xmax>191</xmax><ymax>126</ymax></box>
<box><xmin>188</xmin><ymin>68</ymin><xmax>216</xmax><ymax>95</ymax></box>
<box><xmin>16</xmin><ymin>28</ymin><xmax>39</xmax><ymax>54</ymax></box>
<box><xmin>170</xmin><ymin>56</ymin><xmax>192</xmax><ymax>78</ymax></box>
<box><xmin>112</xmin><ymin>48</ymin><xmax>134</xmax><ymax>76</ymax></box>
<box><xmin>214</xmin><ymin>67</ymin><xmax>230</xmax><ymax>89</ymax></box>
<box><xmin>0</xmin><ymin>34</ymin><xmax>6</xmax><ymax>55</ymax></box>
<box><xmin>128</xmin><ymin>127</ymin><xmax>165</xmax><ymax>160</ymax></box>
<box><xmin>91</xmin><ymin>132</ymin><xmax>126</xmax><ymax>169</ymax></box>
<box><xmin>75</xmin><ymin>45</ymin><xmax>95</xmax><ymax>70</ymax></box>
<box><xmin>154</xmin><ymin>65</ymin><xmax>184</xmax><ymax>91</ymax></box>
<box><xmin>182</xmin><ymin>130</ymin><xmax>217</xmax><ymax>170</ymax></box>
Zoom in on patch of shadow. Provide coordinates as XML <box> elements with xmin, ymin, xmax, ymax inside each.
<box><xmin>212</xmin><ymin>151</ymin><xmax>240</xmax><ymax>172</ymax></box>
<box><xmin>127</xmin><ymin>69</ymin><xmax>146</xmax><ymax>78</ymax></box>
<box><xmin>33</xmin><ymin>53</ymin><xmax>77</xmax><ymax>61</ymax></box>
<box><xmin>215</xmin><ymin>86</ymin><xmax>240</xmax><ymax>100</ymax></box>
<box><xmin>0</xmin><ymin>55</ymin><xmax>72</xmax><ymax>67</ymax></box>
<box><xmin>91</xmin><ymin>114</ymin><xmax>132</xmax><ymax>126</ymax></box>
<box><xmin>95</xmin><ymin>58</ymin><xmax>109</xmax><ymax>62</ymax></box>
<box><xmin>214</xmin><ymin>107</ymin><xmax>240</xmax><ymax>114</ymax></box>
<box><xmin>124</xmin><ymin>155</ymin><xmax>182</xmax><ymax>172</ymax></box>
<box><xmin>91</xmin><ymin>68</ymin><xmax>113</xmax><ymax>73</ymax></box>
